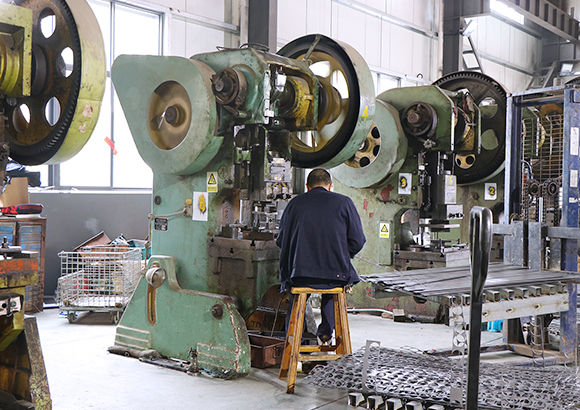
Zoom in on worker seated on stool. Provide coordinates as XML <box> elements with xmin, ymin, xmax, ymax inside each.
<box><xmin>276</xmin><ymin>168</ymin><xmax>366</xmax><ymax>343</ymax></box>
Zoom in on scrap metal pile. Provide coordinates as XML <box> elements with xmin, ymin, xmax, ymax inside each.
<box><xmin>307</xmin><ymin>346</ymin><xmax>580</xmax><ymax>409</ymax></box>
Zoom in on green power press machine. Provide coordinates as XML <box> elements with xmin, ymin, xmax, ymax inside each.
<box><xmin>112</xmin><ymin>33</ymin><xmax>508</xmax><ymax>376</ymax></box>
<box><xmin>111</xmin><ymin>35</ymin><xmax>376</xmax><ymax>377</ymax></box>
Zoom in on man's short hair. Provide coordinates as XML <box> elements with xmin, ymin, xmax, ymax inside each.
<box><xmin>307</xmin><ymin>168</ymin><xmax>332</xmax><ymax>187</ymax></box>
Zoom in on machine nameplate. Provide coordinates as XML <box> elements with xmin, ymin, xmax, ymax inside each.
<box><xmin>154</xmin><ymin>218</ymin><xmax>168</xmax><ymax>231</ymax></box>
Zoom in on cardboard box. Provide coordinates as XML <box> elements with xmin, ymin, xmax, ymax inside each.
<box><xmin>0</xmin><ymin>177</ymin><xmax>29</xmax><ymax>207</ymax></box>
<box><xmin>249</xmin><ymin>334</ymin><xmax>285</xmax><ymax>368</ymax></box>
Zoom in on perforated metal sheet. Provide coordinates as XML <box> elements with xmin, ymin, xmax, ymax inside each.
<box><xmin>307</xmin><ymin>347</ymin><xmax>580</xmax><ymax>409</ymax></box>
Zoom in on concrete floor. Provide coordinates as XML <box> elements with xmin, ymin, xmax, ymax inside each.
<box><xmin>34</xmin><ymin>308</ymin><xmax>503</xmax><ymax>410</ymax></box>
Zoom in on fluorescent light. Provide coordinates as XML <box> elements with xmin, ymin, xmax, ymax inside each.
<box><xmin>490</xmin><ymin>0</ymin><xmax>525</xmax><ymax>24</ymax></box>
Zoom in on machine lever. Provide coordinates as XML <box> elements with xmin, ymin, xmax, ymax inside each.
<box><xmin>466</xmin><ymin>206</ymin><xmax>492</xmax><ymax>410</ymax></box>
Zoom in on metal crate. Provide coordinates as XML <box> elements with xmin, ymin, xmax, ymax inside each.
<box><xmin>57</xmin><ymin>246</ymin><xmax>143</xmax><ymax>323</ymax></box>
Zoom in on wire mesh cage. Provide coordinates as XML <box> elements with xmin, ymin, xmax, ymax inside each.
<box><xmin>521</xmin><ymin>111</ymin><xmax>564</xmax><ymax>225</ymax></box>
<box><xmin>56</xmin><ymin>246</ymin><xmax>143</xmax><ymax>322</ymax></box>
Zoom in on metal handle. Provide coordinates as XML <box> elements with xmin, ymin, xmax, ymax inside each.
<box><xmin>466</xmin><ymin>206</ymin><xmax>492</xmax><ymax>410</ymax></box>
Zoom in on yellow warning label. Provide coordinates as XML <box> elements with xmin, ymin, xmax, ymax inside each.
<box><xmin>207</xmin><ymin>172</ymin><xmax>218</xmax><ymax>193</ymax></box>
<box><xmin>379</xmin><ymin>222</ymin><xmax>389</xmax><ymax>238</ymax></box>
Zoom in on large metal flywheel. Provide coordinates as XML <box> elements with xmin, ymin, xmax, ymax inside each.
<box><xmin>3</xmin><ymin>0</ymin><xmax>105</xmax><ymax>165</ymax></box>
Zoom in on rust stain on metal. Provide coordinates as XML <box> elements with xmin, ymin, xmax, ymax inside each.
<box><xmin>380</xmin><ymin>185</ymin><xmax>395</xmax><ymax>201</ymax></box>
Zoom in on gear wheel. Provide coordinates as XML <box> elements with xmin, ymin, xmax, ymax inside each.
<box><xmin>2</xmin><ymin>0</ymin><xmax>105</xmax><ymax>165</ymax></box>
<box><xmin>433</xmin><ymin>71</ymin><xmax>508</xmax><ymax>184</ymax></box>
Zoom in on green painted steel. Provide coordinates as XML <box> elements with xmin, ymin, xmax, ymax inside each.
<box><xmin>378</xmin><ymin>85</ymin><xmax>456</xmax><ymax>150</ymax></box>
<box><xmin>331</xmin><ymin>100</ymin><xmax>407</xmax><ymax>188</ymax></box>
<box><xmin>116</xmin><ymin>257</ymin><xmax>251</xmax><ymax>377</ymax></box>
<box><xmin>112</xmin><ymin>55</ymin><xmax>222</xmax><ymax>175</ymax></box>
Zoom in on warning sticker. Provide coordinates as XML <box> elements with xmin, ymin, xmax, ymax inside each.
<box><xmin>207</xmin><ymin>172</ymin><xmax>218</xmax><ymax>193</ymax></box>
<box><xmin>379</xmin><ymin>222</ymin><xmax>390</xmax><ymax>239</ymax></box>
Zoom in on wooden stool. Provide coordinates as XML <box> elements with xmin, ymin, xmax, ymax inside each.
<box><xmin>279</xmin><ymin>287</ymin><xmax>352</xmax><ymax>394</ymax></box>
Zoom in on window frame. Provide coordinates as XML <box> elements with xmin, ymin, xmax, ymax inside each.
<box><xmin>43</xmin><ymin>0</ymin><xmax>166</xmax><ymax>191</ymax></box>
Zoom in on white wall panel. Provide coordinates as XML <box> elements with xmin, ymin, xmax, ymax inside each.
<box><xmin>170</xmin><ymin>19</ymin><xmax>187</xmax><ymax>56</ymax></box>
<box><xmin>499</xmin><ymin>23</ymin><xmax>510</xmax><ymax>62</ymax></box>
<box><xmin>364</xmin><ymin>14</ymin><xmax>382</xmax><ymax>67</ymax></box>
<box><xmin>336</xmin><ymin>4</ymin><xmax>367</xmax><ymax>56</ymax></box>
<box><xmin>185</xmin><ymin>0</ymin><xmax>225</xmax><ymax>21</ymax></box>
<box><xmin>154</xmin><ymin>0</ymin><xmax>186</xmax><ymax>9</ymax></box>
<box><xmin>485</xmin><ymin>17</ymin><xmax>502</xmax><ymax>59</ymax></box>
<box><xmin>411</xmin><ymin>0</ymin><xmax>435</xmax><ymax>29</ymax></box>
<box><xmin>379</xmin><ymin>20</ymin><xmax>392</xmax><ymax>68</ymax></box>
<box><xmin>512</xmin><ymin>29</ymin><xmax>528</xmax><ymax>67</ymax></box>
<box><xmin>388</xmin><ymin>0</ymin><xmax>415</xmax><ymax>24</ymax></box>
<box><xmin>364</xmin><ymin>0</ymin><xmax>386</xmax><ymax>12</ymax></box>
<box><xmin>389</xmin><ymin>24</ymin><xmax>413</xmax><ymax>74</ymax></box>
<box><xmin>185</xmin><ymin>24</ymin><xmax>226</xmax><ymax>57</ymax></box>
<box><xmin>278</xmin><ymin>0</ymin><xmax>308</xmax><ymax>44</ymax></box>
<box><xmin>412</xmin><ymin>33</ymin><xmax>432</xmax><ymax>80</ymax></box>
<box><xmin>306</xmin><ymin>0</ymin><xmax>332</xmax><ymax>36</ymax></box>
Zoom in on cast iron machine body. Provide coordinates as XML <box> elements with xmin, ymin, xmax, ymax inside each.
<box><xmin>330</xmin><ymin>71</ymin><xmax>507</xmax><ymax>277</ymax></box>
<box><xmin>112</xmin><ymin>34</ymin><xmax>376</xmax><ymax>376</ymax></box>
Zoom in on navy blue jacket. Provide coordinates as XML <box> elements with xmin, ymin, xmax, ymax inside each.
<box><xmin>276</xmin><ymin>186</ymin><xmax>366</xmax><ymax>292</ymax></box>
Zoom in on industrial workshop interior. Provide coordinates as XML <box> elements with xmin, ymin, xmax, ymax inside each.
<box><xmin>5</xmin><ymin>0</ymin><xmax>580</xmax><ymax>408</ymax></box>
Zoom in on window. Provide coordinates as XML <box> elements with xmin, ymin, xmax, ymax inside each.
<box><xmin>371</xmin><ymin>71</ymin><xmax>401</xmax><ymax>95</ymax></box>
<box><xmin>28</xmin><ymin>0</ymin><xmax>164</xmax><ymax>189</ymax></box>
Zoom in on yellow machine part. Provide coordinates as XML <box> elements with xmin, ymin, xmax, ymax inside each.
<box><xmin>1</xmin><ymin>0</ymin><xmax>106</xmax><ymax>166</ymax></box>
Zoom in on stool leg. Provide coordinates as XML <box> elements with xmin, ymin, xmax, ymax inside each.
<box><xmin>333</xmin><ymin>294</ymin><xmax>342</xmax><ymax>350</ymax></box>
<box><xmin>285</xmin><ymin>293</ymin><xmax>307</xmax><ymax>394</ymax></box>
<box><xmin>279</xmin><ymin>294</ymin><xmax>299</xmax><ymax>380</ymax></box>
<box><xmin>336</xmin><ymin>292</ymin><xmax>352</xmax><ymax>354</ymax></box>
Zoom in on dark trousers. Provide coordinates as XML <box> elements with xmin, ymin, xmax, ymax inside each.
<box><xmin>285</xmin><ymin>277</ymin><xmax>347</xmax><ymax>339</ymax></box>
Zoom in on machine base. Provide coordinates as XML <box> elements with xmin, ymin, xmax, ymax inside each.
<box><xmin>113</xmin><ymin>256</ymin><xmax>251</xmax><ymax>378</ymax></box>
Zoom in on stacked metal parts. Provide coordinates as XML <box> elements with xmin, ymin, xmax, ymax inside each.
<box><xmin>307</xmin><ymin>346</ymin><xmax>580</xmax><ymax>409</ymax></box>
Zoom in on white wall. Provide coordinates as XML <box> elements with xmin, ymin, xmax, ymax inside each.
<box><xmin>276</xmin><ymin>0</ymin><xmax>538</xmax><ymax>92</ymax></box>
<box><xmin>277</xmin><ymin>0</ymin><xmax>439</xmax><ymax>83</ymax></box>
<box><xmin>139</xmin><ymin>0</ymin><xmax>240</xmax><ymax>57</ymax></box>
<box><xmin>468</xmin><ymin>15</ymin><xmax>537</xmax><ymax>92</ymax></box>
